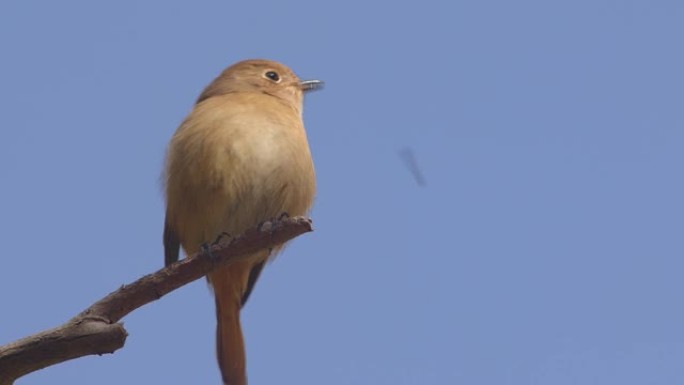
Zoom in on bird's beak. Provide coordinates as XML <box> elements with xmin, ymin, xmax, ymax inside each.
<box><xmin>300</xmin><ymin>79</ymin><xmax>324</xmax><ymax>92</ymax></box>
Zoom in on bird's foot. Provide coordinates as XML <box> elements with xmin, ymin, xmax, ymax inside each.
<box><xmin>258</xmin><ymin>214</ymin><xmax>287</xmax><ymax>237</ymax></box>
<box><xmin>257</xmin><ymin>220</ymin><xmax>272</xmax><ymax>232</ymax></box>
<box><xmin>212</xmin><ymin>232</ymin><xmax>232</xmax><ymax>246</ymax></box>
<box><xmin>200</xmin><ymin>242</ymin><xmax>216</xmax><ymax>259</ymax></box>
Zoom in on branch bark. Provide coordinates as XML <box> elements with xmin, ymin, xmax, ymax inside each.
<box><xmin>0</xmin><ymin>216</ymin><xmax>313</xmax><ymax>385</ymax></box>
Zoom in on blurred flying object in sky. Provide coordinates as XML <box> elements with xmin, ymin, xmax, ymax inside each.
<box><xmin>399</xmin><ymin>147</ymin><xmax>426</xmax><ymax>186</ymax></box>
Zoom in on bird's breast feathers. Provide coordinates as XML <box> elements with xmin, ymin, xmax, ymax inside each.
<box><xmin>166</xmin><ymin>92</ymin><xmax>315</xmax><ymax>225</ymax></box>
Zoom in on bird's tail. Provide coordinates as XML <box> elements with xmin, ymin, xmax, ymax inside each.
<box><xmin>211</xmin><ymin>262</ymin><xmax>252</xmax><ymax>385</ymax></box>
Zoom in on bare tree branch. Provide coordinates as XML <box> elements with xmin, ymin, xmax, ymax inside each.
<box><xmin>0</xmin><ymin>216</ymin><xmax>313</xmax><ymax>385</ymax></box>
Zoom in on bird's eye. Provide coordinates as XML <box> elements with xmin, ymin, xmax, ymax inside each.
<box><xmin>264</xmin><ymin>71</ymin><xmax>280</xmax><ymax>82</ymax></box>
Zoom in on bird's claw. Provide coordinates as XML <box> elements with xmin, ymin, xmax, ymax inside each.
<box><xmin>212</xmin><ymin>232</ymin><xmax>232</xmax><ymax>246</ymax></box>
<box><xmin>201</xmin><ymin>242</ymin><xmax>216</xmax><ymax>259</ymax></box>
<box><xmin>258</xmin><ymin>214</ymin><xmax>287</xmax><ymax>237</ymax></box>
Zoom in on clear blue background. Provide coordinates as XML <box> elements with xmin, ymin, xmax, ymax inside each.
<box><xmin>1</xmin><ymin>1</ymin><xmax>683</xmax><ymax>384</ymax></box>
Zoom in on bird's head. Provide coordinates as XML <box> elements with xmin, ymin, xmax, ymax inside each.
<box><xmin>197</xmin><ymin>59</ymin><xmax>323</xmax><ymax>108</ymax></box>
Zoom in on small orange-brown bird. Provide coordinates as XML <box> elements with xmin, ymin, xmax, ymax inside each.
<box><xmin>163</xmin><ymin>59</ymin><xmax>321</xmax><ymax>385</ymax></box>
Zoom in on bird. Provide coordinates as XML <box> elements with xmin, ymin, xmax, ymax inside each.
<box><xmin>162</xmin><ymin>59</ymin><xmax>322</xmax><ymax>385</ymax></box>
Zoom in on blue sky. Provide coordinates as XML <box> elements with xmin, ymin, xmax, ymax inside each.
<box><xmin>1</xmin><ymin>1</ymin><xmax>683</xmax><ymax>384</ymax></box>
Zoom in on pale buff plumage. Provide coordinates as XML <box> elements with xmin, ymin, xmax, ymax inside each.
<box><xmin>163</xmin><ymin>60</ymin><xmax>320</xmax><ymax>385</ymax></box>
